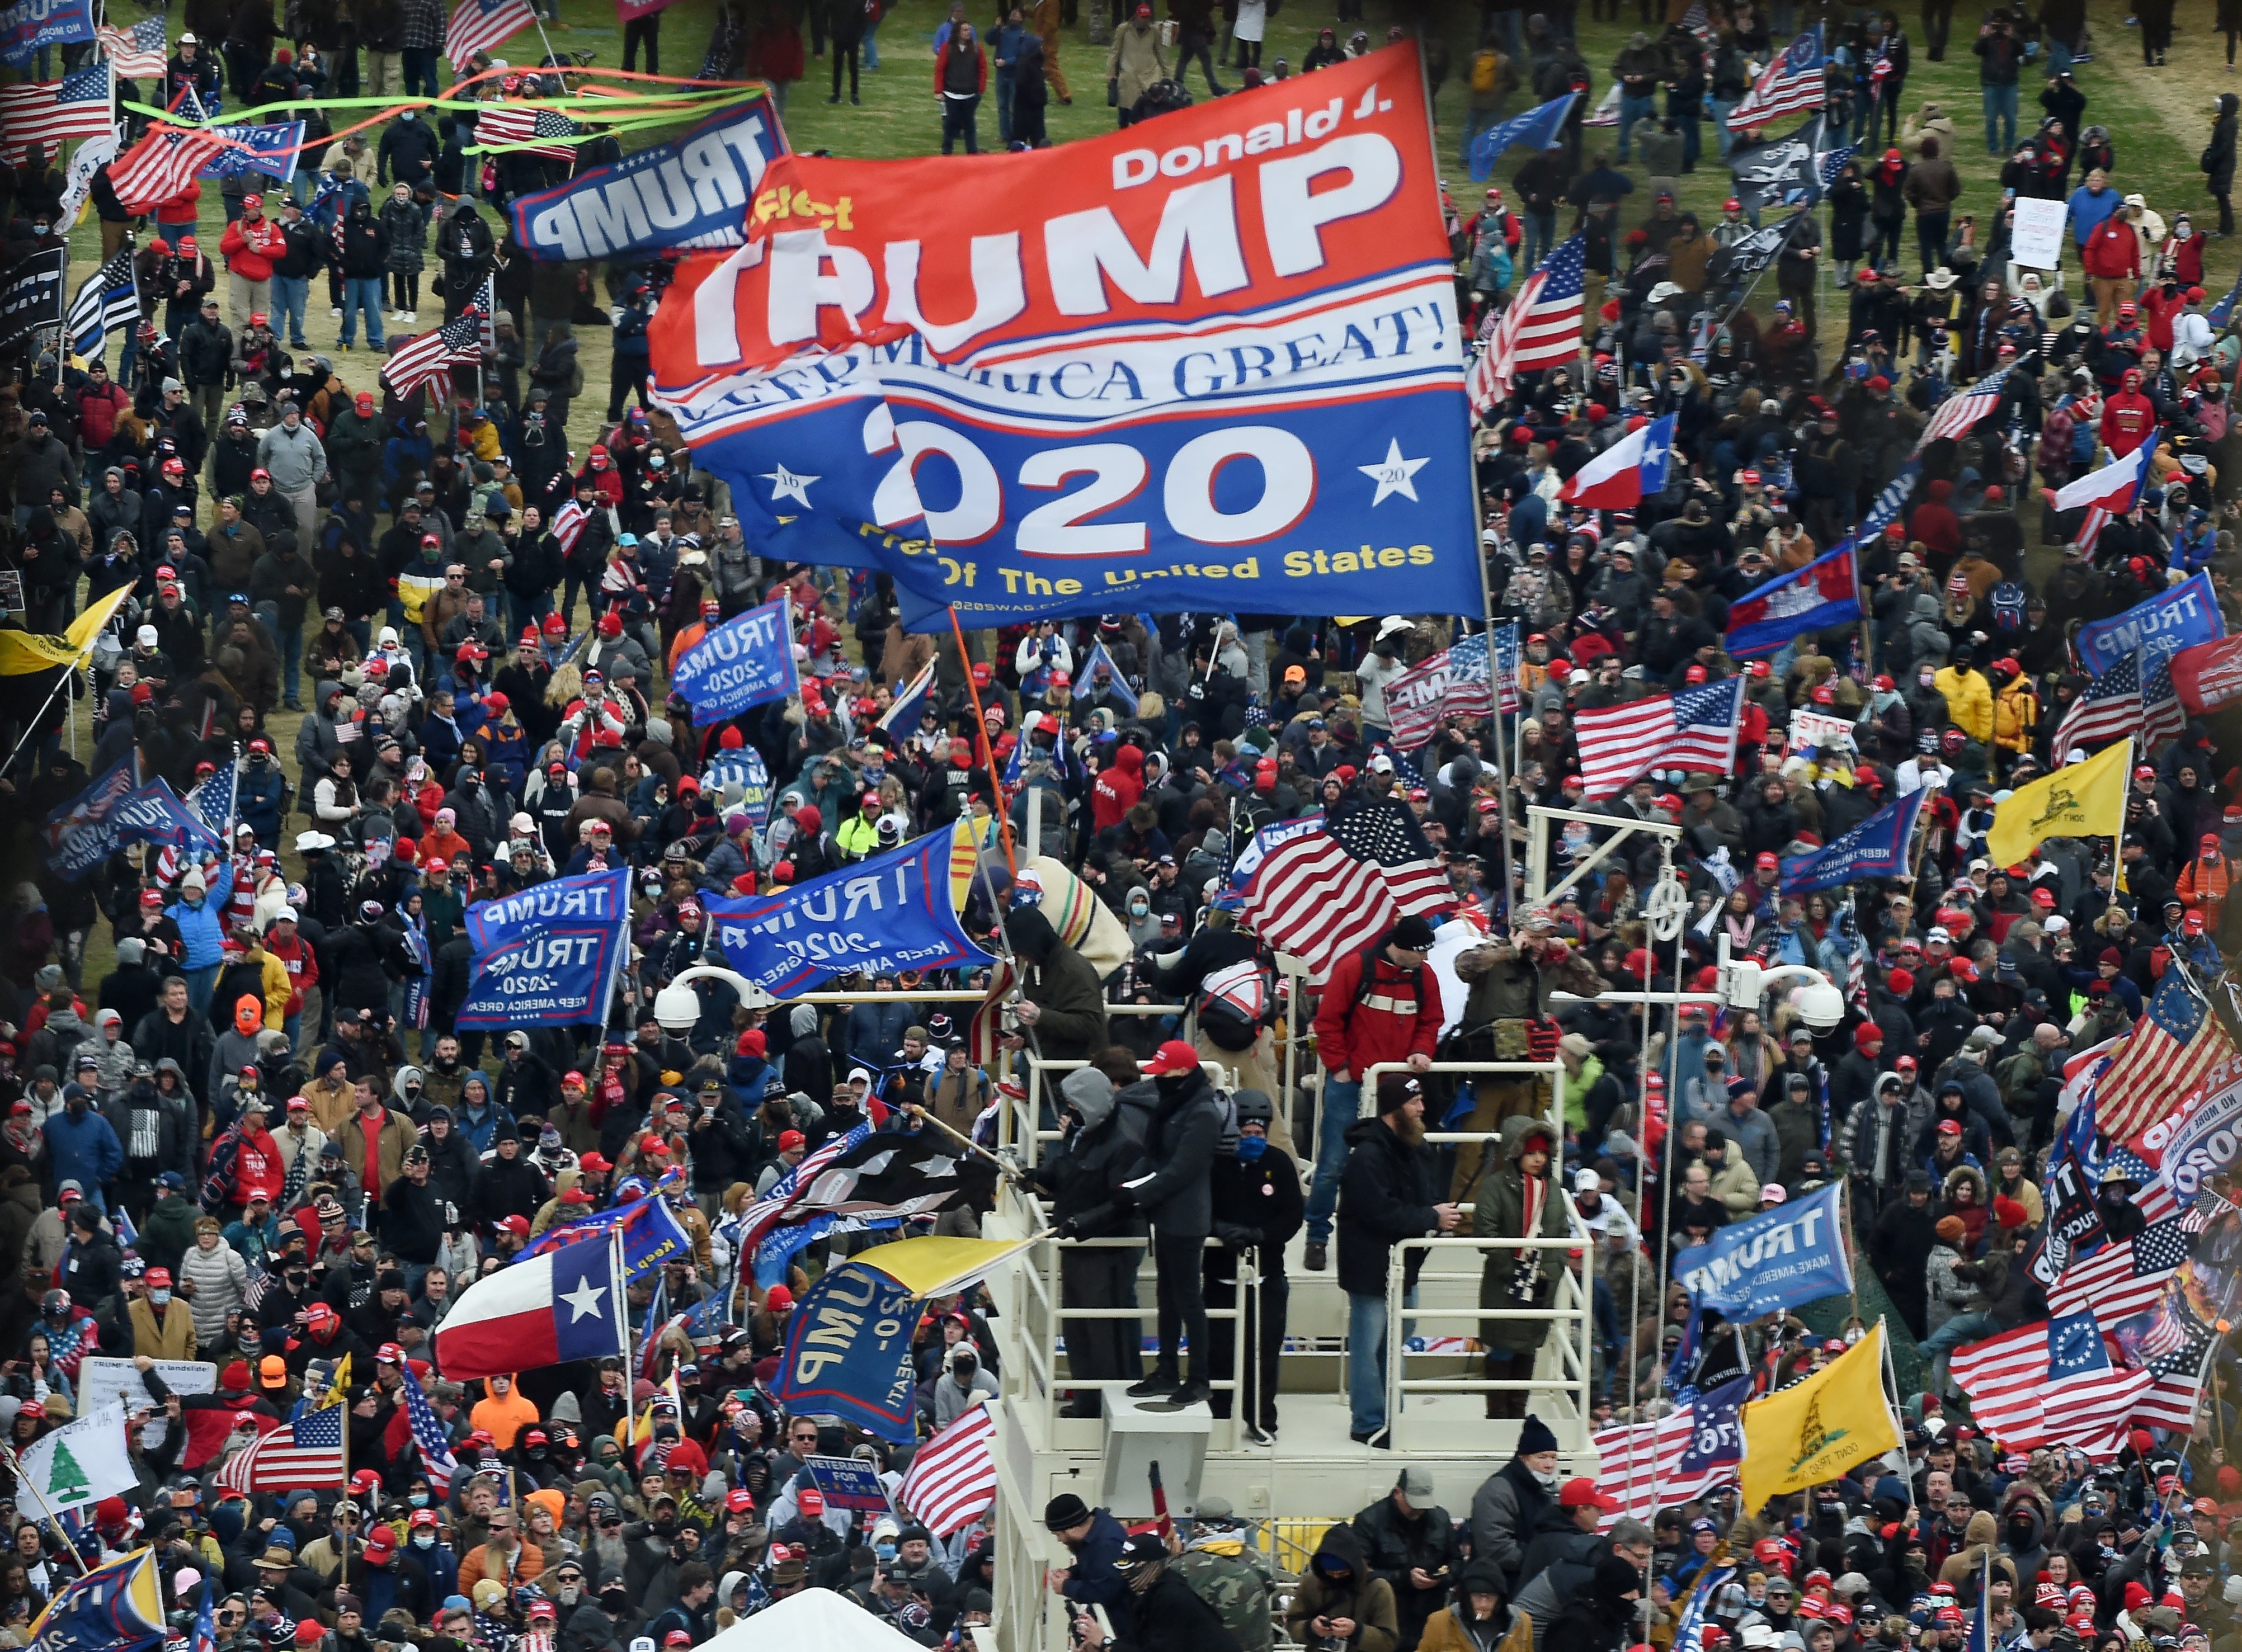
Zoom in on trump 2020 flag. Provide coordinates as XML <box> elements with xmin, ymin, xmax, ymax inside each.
<box><xmin>775</xmin><ymin>1259</ymin><xmax>923</xmax><ymax>1441</ymax></box>
<box><xmin>1726</xmin><ymin>544</ymin><xmax>1862</xmax><ymax>659</ymax></box>
<box><xmin>670</xmin><ymin>592</ymin><xmax>798</xmax><ymax>726</ymax></box>
<box><xmin>1468</xmin><ymin>89</ymin><xmax>1577</xmax><ymax>181</ymax></box>
<box><xmin>646</xmin><ymin>46</ymin><xmax>1482</xmax><ymax>633</ymax></box>
<box><xmin>436</xmin><ymin>1233</ymin><xmax>625</xmax><ymax>1381</ymax></box>
<box><xmin>1673</xmin><ymin>1183</ymin><xmax>1852</xmax><ymax>1321</ymax></box>
<box><xmin>2074</xmin><ymin>569</ymin><xmax>2224</xmax><ymax>679</ymax></box>
<box><xmin>1779</xmin><ymin>785</ymin><xmax>1927</xmax><ymax>894</ymax></box>
<box><xmin>456</xmin><ymin>867</ymin><xmax>631</xmax><ymax>1029</ymax></box>
<box><xmin>26</xmin><ymin>1549</ymin><xmax>165</xmax><ymax>1652</ymax></box>
<box><xmin>513</xmin><ymin>1185</ymin><xmax>694</xmax><ymax>1281</ymax></box>
<box><xmin>707</xmin><ymin>818</ymin><xmax>995</xmax><ymax>994</ymax></box>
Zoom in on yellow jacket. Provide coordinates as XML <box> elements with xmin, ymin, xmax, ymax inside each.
<box><xmin>1993</xmin><ymin>679</ymin><xmax>2037</xmax><ymax>755</ymax></box>
<box><xmin>243</xmin><ymin>945</ymin><xmax>290</xmax><ymax>1030</ymax></box>
<box><xmin>130</xmin><ymin>1297</ymin><xmax>198</xmax><ymax>1360</ymax></box>
<box><xmin>1933</xmin><ymin>664</ymin><xmax>1994</xmax><ymax>743</ymax></box>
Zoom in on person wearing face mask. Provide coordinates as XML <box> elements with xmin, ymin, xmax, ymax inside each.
<box><xmin>931</xmin><ymin>1339</ymin><xmax>998</xmax><ymax>1428</ymax></box>
<box><xmin>1203</xmin><ymin>1089</ymin><xmax>1299</xmax><ymax>1444</ymax></box>
<box><xmin>1113</xmin><ymin>1040</ymin><xmax>1229</xmax><ymax>1412</ymax></box>
<box><xmin>404</xmin><ymin>1509</ymin><xmax>458</xmax><ymax>1602</ymax></box>
<box><xmin>1468</xmin><ymin>1414</ymin><xmax>1565</xmax><ymax>1593</ymax></box>
<box><xmin>1038</xmin><ymin>1063</ymin><xmax>1151</xmax><ymax>1415</ymax></box>
<box><xmin>128</xmin><ymin>1265</ymin><xmax>196</xmax><ymax>1358</ymax></box>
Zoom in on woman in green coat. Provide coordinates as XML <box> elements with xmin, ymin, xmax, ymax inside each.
<box><xmin>1475</xmin><ymin>1113</ymin><xmax>1572</xmax><ymax>1420</ymax></box>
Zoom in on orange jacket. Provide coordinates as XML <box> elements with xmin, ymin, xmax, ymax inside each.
<box><xmin>2178</xmin><ymin>851</ymin><xmax>2232</xmax><ymax>929</ymax></box>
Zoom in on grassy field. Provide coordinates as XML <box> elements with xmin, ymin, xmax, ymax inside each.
<box><xmin>36</xmin><ymin>0</ymin><xmax>2240</xmax><ymax>1042</ymax></box>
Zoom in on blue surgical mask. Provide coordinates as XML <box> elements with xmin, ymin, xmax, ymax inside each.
<box><xmin>877</xmin><ymin>1543</ymin><xmax>897</xmax><ymax>1564</ymax></box>
<box><xmin>1236</xmin><ymin>1134</ymin><xmax>1269</xmax><ymax>1163</ymax></box>
<box><xmin>413</xmin><ymin>1531</ymin><xmax>436</xmax><ymax>1549</ymax></box>
<box><xmin>150</xmin><ymin>1288</ymin><xmax>172</xmax><ymax>1306</ymax></box>
<box><xmin>409</xmin><ymin>1493</ymin><xmax>429</xmax><ymax>1508</ymax></box>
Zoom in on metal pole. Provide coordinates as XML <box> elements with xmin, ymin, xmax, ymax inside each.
<box><xmin>0</xmin><ymin>1445</ymin><xmax>93</xmax><ymax>1575</ymax></box>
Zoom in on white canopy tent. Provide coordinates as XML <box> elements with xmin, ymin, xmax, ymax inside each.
<box><xmin>697</xmin><ymin>1586</ymin><xmax>942</xmax><ymax>1652</ymax></box>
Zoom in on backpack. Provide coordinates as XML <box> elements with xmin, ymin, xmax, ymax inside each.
<box><xmin>1196</xmin><ymin>957</ymin><xmax>1274</xmax><ymax>1052</ymax></box>
<box><xmin>1471</xmin><ymin>48</ymin><xmax>1500</xmax><ymax>93</ymax></box>
<box><xmin>1990</xmin><ymin>582</ymin><xmax>2025</xmax><ymax>630</ymax></box>
<box><xmin>566</xmin><ymin>356</ymin><xmax>586</xmax><ymax>399</ymax></box>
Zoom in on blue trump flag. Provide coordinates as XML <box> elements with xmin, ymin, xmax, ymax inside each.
<box><xmin>1468</xmin><ymin>91</ymin><xmax>1577</xmax><ymax>181</ymax></box>
<box><xmin>27</xmin><ymin>1549</ymin><xmax>165</xmax><ymax>1652</ymax></box>
<box><xmin>671</xmin><ymin>593</ymin><xmax>798</xmax><ymax>726</ymax></box>
<box><xmin>879</xmin><ymin>664</ymin><xmax>937</xmax><ymax>738</ymax></box>
<box><xmin>706</xmin><ymin>820</ymin><xmax>995</xmax><ymax>994</ymax></box>
<box><xmin>2212</xmin><ymin>267</ymin><xmax>2242</xmax><ymax>329</ymax></box>
<box><xmin>1081</xmin><ymin>639</ymin><xmax>1139</xmax><ymax>713</ymax></box>
<box><xmin>512</xmin><ymin>1186</ymin><xmax>694</xmax><ymax>1281</ymax></box>
<box><xmin>512</xmin><ymin>93</ymin><xmax>785</xmax><ymax>262</ymax></box>
<box><xmin>44</xmin><ymin>754</ymin><xmax>140</xmax><ymax>881</ymax></box>
<box><xmin>0</xmin><ymin>0</ymin><xmax>93</xmax><ymax>69</ymax></box>
<box><xmin>1725</xmin><ymin>544</ymin><xmax>1862</xmax><ymax>659</ymax></box>
<box><xmin>1673</xmin><ymin>1182</ymin><xmax>1852</xmax><ymax>1320</ymax></box>
<box><xmin>200</xmin><ymin>123</ymin><xmax>303</xmax><ymax>185</ymax></box>
<box><xmin>1779</xmin><ymin>786</ymin><xmax>1927</xmax><ymax>894</ymax></box>
<box><xmin>456</xmin><ymin>867</ymin><xmax>631</xmax><ymax>1028</ymax></box>
<box><xmin>2076</xmin><ymin>570</ymin><xmax>2225</xmax><ymax>678</ymax></box>
<box><xmin>777</xmin><ymin>1259</ymin><xmax>922</xmax><ymax>1441</ymax></box>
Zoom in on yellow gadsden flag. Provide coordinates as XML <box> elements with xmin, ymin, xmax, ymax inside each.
<box><xmin>1985</xmin><ymin>739</ymin><xmax>2131</xmax><ymax>870</ymax></box>
<box><xmin>1739</xmin><ymin>1322</ymin><xmax>1899</xmax><ymax>1512</ymax></box>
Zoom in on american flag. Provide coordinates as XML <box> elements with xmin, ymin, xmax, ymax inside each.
<box><xmin>67</xmin><ymin>247</ymin><xmax>138</xmax><ymax>360</ymax></box>
<box><xmin>98</xmin><ymin>17</ymin><xmax>169</xmax><ymax>78</ymax></box>
<box><xmin>1727</xmin><ymin>26</ymin><xmax>1825</xmax><ymax>130</ymax></box>
<box><xmin>1915</xmin><ymin>357</ymin><xmax>2023</xmax><ymax>450</ymax></box>
<box><xmin>2051</xmin><ymin>653</ymin><xmax>2145</xmax><ymax>753</ymax></box>
<box><xmin>446</xmin><ymin>0</ymin><xmax>536</xmax><ymax>68</ymax></box>
<box><xmin>2047</xmin><ymin>1217</ymin><xmax>2189</xmax><ymax>1323</ymax></box>
<box><xmin>550</xmin><ymin>498</ymin><xmax>590</xmax><ymax>553</ymax></box>
<box><xmin>1949</xmin><ymin>1320</ymin><xmax>2051</xmax><ymax>1446</ymax></box>
<box><xmin>1490</xmin><ymin>622</ymin><xmax>1520</xmax><ymax>715</ymax></box>
<box><xmin>1575</xmin><ymin>677</ymin><xmax>1743</xmax><ymax>800</ymax></box>
<box><xmin>2094</xmin><ymin>970</ymin><xmax>2229</xmax><ymax>1144</ymax></box>
<box><xmin>2135</xmin><ymin>1322</ymin><xmax>2214</xmax><ymax>1430</ymax></box>
<box><xmin>381</xmin><ymin>313</ymin><xmax>484</xmax><ymax>403</ymax></box>
<box><xmin>1480</xmin><ymin>234</ymin><xmax>1585</xmax><ymax>404</ymax></box>
<box><xmin>0</xmin><ymin>64</ymin><xmax>117</xmax><ymax>159</ymax></box>
<box><xmin>2141</xmin><ymin>649</ymin><xmax>2186</xmax><ymax>748</ymax></box>
<box><xmin>398</xmin><ymin>1364</ymin><xmax>459</xmax><ymax>1486</ymax></box>
<box><xmin>109</xmin><ymin>122</ymin><xmax>227</xmax><ymax>212</ymax></box>
<box><xmin>2041</xmin><ymin>1313</ymin><xmax>2151</xmax><ymax>1459</ymax></box>
<box><xmin>1588</xmin><ymin>1376</ymin><xmax>1745</xmax><ymax>1523</ymax></box>
<box><xmin>476</xmin><ymin>101</ymin><xmax>576</xmax><ymax>162</ymax></box>
<box><xmin>1237</xmin><ymin>800</ymin><xmax>1454</xmax><ymax>981</ymax></box>
<box><xmin>213</xmin><ymin>1406</ymin><xmax>346</xmax><ymax>1490</ymax></box>
<box><xmin>899</xmin><ymin>1399</ymin><xmax>997</xmax><ymax>1537</ymax></box>
<box><xmin>470</xmin><ymin>272</ymin><xmax>499</xmax><ymax>353</ymax></box>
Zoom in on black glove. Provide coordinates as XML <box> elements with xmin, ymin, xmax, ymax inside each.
<box><xmin>1215</xmin><ymin>1222</ymin><xmax>1261</xmax><ymax>1249</ymax></box>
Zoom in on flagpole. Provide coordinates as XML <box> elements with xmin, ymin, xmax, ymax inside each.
<box><xmin>1</xmin><ymin>1445</ymin><xmax>93</xmax><ymax>1575</ymax></box>
<box><xmin>945</xmin><ymin>609</ymin><xmax>1018</xmax><ymax>881</ymax></box>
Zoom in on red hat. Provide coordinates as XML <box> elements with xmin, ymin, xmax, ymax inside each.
<box><xmin>1560</xmin><ymin>1478</ymin><xmax>1620</xmax><ymax>1512</ymax></box>
<box><xmin>778</xmin><ymin>1129</ymin><xmax>806</xmax><ymax>1151</ymax></box>
<box><xmin>1887</xmin><ymin>968</ymin><xmax>1915</xmax><ymax>996</ymax></box>
<box><xmin>145</xmin><ymin>1267</ymin><xmax>173</xmax><ymax>1289</ymax></box>
<box><xmin>364</xmin><ymin>1525</ymin><xmax>397</xmax><ymax>1561</ymax></box>
<box><xmin>500</xmin><ymin>1214</ymin><xmax>531</xmax><ymax>1236</ymax></box>
<box><xmin>1937</xmin><ymin>1119</ymin><xmax>1962</xmax><ymax>1136</ymax></box>
<box><xmin>765</xmin><ymin>1285</ymin><xmax>794</xmax><ymax>1310</ymax></box>
<box><xmin>1144</xmin><ymin>1039</ymin><xmax>1202</xmax><ymax>1077</ymax></box>
<box><xmin>726</xmin><ymin>1488</ymin><xmax>756</xmax><ymax>1514</ymax></box>
<box><xmin>798</xmin><ymin>1488</ymin><xmax>826</xmax><ymax>1518</ymax></box>
<box><xmin>1852</xmin><ymin>1023</ymin><xmax>1882</xmax><ymax>1052</ymax></box>
<box><xmin>1755</xmin><ymin>851</ymin><xmax>1779</xmax><ymax>870</ymax></box>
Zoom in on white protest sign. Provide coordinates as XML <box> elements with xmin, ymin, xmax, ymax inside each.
<box><xmin>2010</xmin><ymin>197</ymin><xmax>2069</xmax><ymax>271</ymax></box>
<box><xmin>78</xmin><ymin>1356</ymin><xmax>217</xmax><ymax>1455</ymax></box>
<box><xmin>1788</xmin><ymin>707</ymin><xmax>1858</xmax><ymax>751</ymax></box>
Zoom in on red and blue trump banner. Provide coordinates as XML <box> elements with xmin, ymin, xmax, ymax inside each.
<box><xmin>1725</xmin><ymin>544</ymin><xmax>1862</xmax><ymax>660</ymax></box>
<box><xmin>647</xmin><ymin>45</ymin><xmax>1480</xmax><ymax>630</ymax></box>
<box><xmin>456</xmin><ymin>867</ymin><xmax>632</xmax><ymax>1029</ymax></box>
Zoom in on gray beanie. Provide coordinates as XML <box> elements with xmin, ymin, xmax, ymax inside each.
<box><xmin>1060</xmin><ymin>1067</ymin><xmax>1117</xmax><ymax>1130</ymax></box>
<box><xmin>115</xmin><ymin>937</ymin><xmax>147</xmax><ymax>967</ymax></box>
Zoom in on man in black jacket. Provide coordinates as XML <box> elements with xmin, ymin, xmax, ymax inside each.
<box><xmin>1336</xmin><ymin>1073</ymin><xmax>1458</xmax><ymax>1446</ymax></box>
<box><xmin>1118</xmin><ymin>1040</ymin><xmax>1227</xmax><ymax>1410</ymax></box>
<box><xmin>382</xmin><ymin>1145</ymin><xmax>449</xmax><ymax>1278</ymax></box>
<box><xmin>1204</xmin><ymin>1088</ymin><xmax>1299</xmax><ymax>1442</ymax></box>
<box><xmin>1351</xmin><ymin>1467</ymin><xmax>1464</xmax><ymax>1652</ymax></box>
<box><xmin>177</xmin><ymin>300</ymin><xmax>234</xmax><ymax>437</ymax></box>
<box><xmin>1077</xmin><ymin>1533</ymin><xmax>1241</xmax><ymax>1652</ymax></box>
<box><xmin>1042</xmin><ymin>1063</ymin><xmax>1150</xmax><ymax>1415</ymax></box>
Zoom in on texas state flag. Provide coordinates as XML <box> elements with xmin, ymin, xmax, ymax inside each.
<box><xmin>1557</xmin><ymin>413</ymin><xmax>1676</xmax><ymax>509</ymax></box>
<box><xmin>433</xmin><ymin>1233</ymin><xmax>625</xmax><ymax>1382</ymax></box>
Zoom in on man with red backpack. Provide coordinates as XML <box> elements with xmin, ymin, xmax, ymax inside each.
<box><xmin>1302</xmin><ymin>913</ymin><xmax>1443</xmax><ymax>1272</ymax></box>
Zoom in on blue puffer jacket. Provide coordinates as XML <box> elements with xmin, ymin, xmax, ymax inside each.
<box><xmin>44</xmin><ymin>1103</ymin><xmax>124</xmax><ymax>1200</ymax></box>
<box><xmin>166</xmin><ymin>861</ymin><xmax>238</xmax><ymax>970</ymax></box>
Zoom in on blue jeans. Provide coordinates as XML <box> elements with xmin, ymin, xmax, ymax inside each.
<box><xmin>271</xmin><ymin>273</ymin><xmax>309</xmax><ymax>346</ymax></box>
<box><xmin>1677</xmin><ymin>114</ymin><xmax>1701</xmax><ymax>169</ymax></box>
<box><xmin>341</xmin><ymin>277</ymin><xmax>384</xmax><ymax>347</ymax></box>
<box><xmin>863</xmin><ymin>13</ymin><xmax>879</xmax><ymax>66</ymax></box>
<box><xmin>1711</xmin><ymin>99</ymin><xmax>1737</xmax><ymax>158</ymax></box>
<box><xmin>1523</xmin><ymin>209</ymin><xmax>1555</xmax><ymax>268</ymax></box>
<box><xmin>1462</xmin><ymin>103</ymin><xmax>1502</xmax><ymax>169</ymax></box>
<box><xmin>996</xmin><ymin>74</ymin><xmax>1015</xmax><ymax>142</ymax></box>
<box><xmin>184</xmin><ymin>965</ymin><xmax>219</xmax><ymax>1017</ymax></box>
<box><xmin>1982</xmin><ymin>81</ymin><xmax>2017</xmax><ymax>152</ymax></box>
<box><xmin>1349</xmin><ymin>1291</ymin><xmax>1390</xmax><ymax>1435</ymax></box>
<box><xmin>402</xmin><ymin>47</ymin><xmax>439</xmax><ymax>95</ymax></box>
<box><xmin>1617</xmin><ymin>92</ymin><xmax>1656</xmax><ymax>158</ymax></box>
<box><xmin>1922</xmin><ymin>1309</ymin><xmax>1996</xmax><ymax>1390</ymax></box>
<box><xmin>2043</xmin><ymin>38</ymin><xmax>2071</xmax><ymax>77</ymax></box>
<box><xmin>1303</xmin><ymin>1077</ymin><xmax>1362</xmax><ymax>1245</ymax></box>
